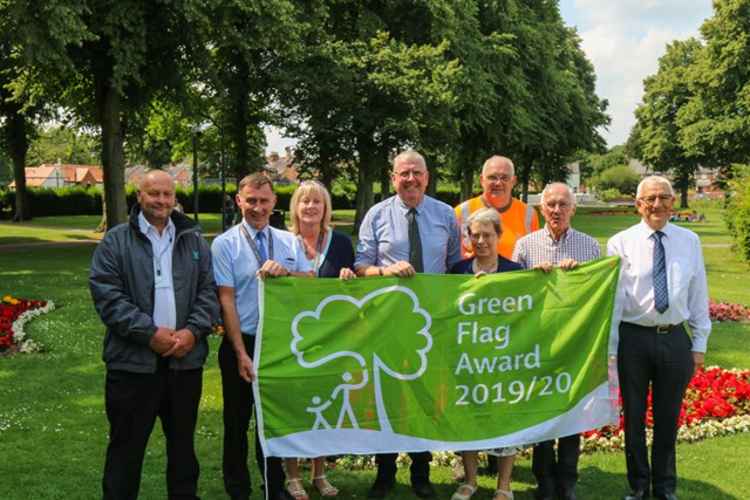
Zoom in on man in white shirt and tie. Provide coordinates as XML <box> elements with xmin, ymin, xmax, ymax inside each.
<box><xmin>607</xmin><ymin>176</ymin><xmax>711</xmax><ymax>500</ymax></box>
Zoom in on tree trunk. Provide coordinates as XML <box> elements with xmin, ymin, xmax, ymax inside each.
<box><xmin>680</xmin><ymin>181</ymin><xmax>689</xmax><ymax>209</ymax></box>
<box><xmin>379</xmin><ymin>163</ymin><xmax>390</xmax><ymax>202</ymax></box>
<box><xmin>353</xmin><ymin>162</ymin><xmax>374</xmax><ymax>233</ymax></box>
<box><xmin>519</xmin><ymin>159</ymin><xmax>531</xmax><ymax>203</ymax></box>
<box><xmin>99</xmin><ymin>81</ymin><xmax>128</xmax><ymax>230</ymax></box>
<box><xmin>230</xmin><ymin>54</ymin><xmax>250</xmax><ymax>179</ymax></box>
<box><xmin>7</xmin><ymin>111</ymin><xmax>31</xmax><ymax>222</ymax></box>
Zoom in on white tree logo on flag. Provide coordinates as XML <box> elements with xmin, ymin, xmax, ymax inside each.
<box><xmin>290</xmin><ymin>285</ymin><xmax>433</xmax><ymax>432</ymax></box>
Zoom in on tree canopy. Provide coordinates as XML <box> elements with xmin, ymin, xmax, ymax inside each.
<box><xmin>1</xmin><ymin>0</ymin><xmax>610</xmax><ymax>226</ymax></box>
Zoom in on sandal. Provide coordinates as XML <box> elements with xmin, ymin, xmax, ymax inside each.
<box><xmin>313</xmin><ymin>474</ymin><xmax>339</xmax><ymax>497</ymax></box>
<box><xmin>451</xmin><ymin>483</ymin><xmax>477</xmax><ymax>500</ymax></box>
<box><xmin>493</xmin><ymin>489</ymin><xmax>514</xmax><ymax>500</ymax></box>
<box><xmin>286</xmin><ymin>478</ymin><xmax>309</xmax><ymax>500</ymax></box>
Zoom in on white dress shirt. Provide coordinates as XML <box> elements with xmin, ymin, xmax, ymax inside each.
<box><xmin>607</xmin><ymin>220</ymin><xmax>711</xmax><ymax>355</ymax></box>
<box><xmin>139</xmin><ymin>212</ymin><xmax>177</xmax><ymax>330</ymax></box>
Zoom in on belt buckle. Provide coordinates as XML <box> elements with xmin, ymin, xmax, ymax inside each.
<box><xmin>655</xmin><ymin>324</ymin><xmax>671</xmax><ymax>334</ymax></box>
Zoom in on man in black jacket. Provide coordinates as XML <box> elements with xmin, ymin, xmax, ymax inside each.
<box><xmin>90</xmin><ymin>170</ymin><xmax>218</xmax><ymax>500</ymax></box>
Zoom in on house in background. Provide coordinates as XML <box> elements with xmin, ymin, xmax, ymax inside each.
<box><xmin>125</xmin><ymin>164</ymin><xmax>194</xmax><ymax>187</ymax></box>
<box><xmin>8</xmin><ymin>163</ymin><xmax>102</xmax><ymax>190</ymax></box>
<box><xmin>264</xmin><ymin>148</ymin><xmax>298</xmax><ymax>184</ymax></box>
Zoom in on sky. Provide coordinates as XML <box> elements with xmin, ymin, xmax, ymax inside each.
<box><xmin>265</xmin><ymin>1</ymin><xmax>715</xmax><ymax>154</ymax></box>
<box><xmin>558</xmin><ymin>0</ymin><xmax>713</xmax><ymax>146</ymax></box>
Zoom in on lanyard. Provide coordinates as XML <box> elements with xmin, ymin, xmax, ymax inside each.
<box><xmin>299</xmin><ymin>229</ymin><xmax>327</xmax><ymax>274</ymax></box>
<box><xmin>152</xmin><ymin>232</ymin><xmax>173</xmax><ymax>277</ymax></box>
<box><xmin>240</xmin><ymin>223</ymin><xmax>274</xmax><ymax>265</ymax></box>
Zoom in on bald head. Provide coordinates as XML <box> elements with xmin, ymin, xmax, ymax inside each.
<box><xmin>480</xmin><ymin>155</ymin><xmax>517</xmax><ymax>208</ymax></box>
<box><xmin>137</xmin><ymin>170</ymin><xmax>176</xmax><ymax>231</ymax></box>
<box><xmin>482</xmin><ymin>156</ymin><xmax>515</xmax><ymax>177</ymax></box>
<box><xmin>140</xmin><ymin>169</ymin><xmax>175</xmax><ymax>191</ymax></box>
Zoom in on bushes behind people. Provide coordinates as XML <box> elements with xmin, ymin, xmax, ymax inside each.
<box><xmin>592</xmin><ymin>165</ymin><xmax>640</xmax><ymax>197</ymax></box>
<box><xmin>0</xmin><ymin>183</ymin><xmax>462</xmax><ymax>218</ymax></box>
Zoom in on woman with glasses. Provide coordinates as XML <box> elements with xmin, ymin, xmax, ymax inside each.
<box><xmin>449</xmin><ymin>208</ymin><xmax>522</xmax><ymax>500</ymax></box>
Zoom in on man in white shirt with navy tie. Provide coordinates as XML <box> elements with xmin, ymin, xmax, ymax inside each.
<box><xmin>607</xmin><ymin>176</ymin><xmax>710</xmax><ymax>500</ymax></box>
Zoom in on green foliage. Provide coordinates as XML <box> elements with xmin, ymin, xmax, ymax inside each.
<box><xmin>678</xmin><ymin>0</ymin><xmax>750</xmax><ymax>167</ymax></box>
<box><xmin>724</xmin><ymin>165</ymin><xmax>750</xmax><ymax>262</ymax></box>
<box><xmin>581</xmin><ymin>146</ymin><xmax>629</xmax><ymax>181</ymax></box>
<box><xmin>598</xmin><ymin>188</ymin><xmax>626</xmax><ymax>202</ymax></box>
<box><xmin>593</xmin><ymin>165</ymin><xmax>639</xmax><ymax>196</ymax></box>
<box><xmin>26</xmin><ymin>125</ymin><xmax>99</xmax><ymax>166</ymax></box>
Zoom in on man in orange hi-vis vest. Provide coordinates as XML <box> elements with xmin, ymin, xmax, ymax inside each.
<box><xmin>455</xmin><ymin>155</ymin><xmax>540</xmax><ymax>259</ymax></box>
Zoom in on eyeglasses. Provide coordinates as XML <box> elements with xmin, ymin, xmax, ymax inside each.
<box><xmin>484</xmin><ymin>174</ymin><xmax>513</xmax><ymax>183</ymax></box>
<box><xmin>638</xmin><ymin>194</ymin><xmax>673</xmax><ymax>205</ymax></box>
<box><xmin>394</xmin><ymin>169</ymin><xmax>426</xmax><ymax>180</ymax></box>
<box><xmin>469</xmin><ymin>231</ymin><xmax>500</xmax><ymax>241</ymax></box>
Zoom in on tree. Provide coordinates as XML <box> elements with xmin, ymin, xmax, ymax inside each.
<box><xmin>593</xmin><ymin>165</ymin><xmax>640</xmax><ymax>196</ymax></box>
<box><xmin>635</xmin><ymin>38</ymin><xmax>703</xmax><ymax>207</ymax></box>
<box><xmin>27</xmin><ymin>125</ymin><xmax>99</xmax><ymax>166</ymax></box>
<box><xmin>0</xmin><ymin>3</ymin><xmax>42</xmax><ymax>221</ymax></box>
<box><xmin>280</xmin><ymin>1</ymin><xmax>461</xmax><ymax>229</ymax></box>
<box><xmin>10</xmin><ymin>0</ymin><xmax>200</xmax><ymax>229</ymax></box>
<box><xmin>679</xmin><ymin>0</ymin><xmax>750</xmax><ymax>170</ymax></box>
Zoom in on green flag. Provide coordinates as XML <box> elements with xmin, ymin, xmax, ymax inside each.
<box><xmin>255</xmin><ymin>256</ymin><xmax>620</xmax><ymax>457</ymax></box>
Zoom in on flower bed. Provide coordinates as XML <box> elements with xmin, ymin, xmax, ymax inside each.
<box><xmin>336</xmin><ymin>366</ymin><xmax>750</xmax><ymax>469</ymax></box>
<box><xmin>581</xmin><ymin>366</ymin><xmax>750</xmax><ymax>453</ymax></box>
<box><xmin>709</xmin><ymin>299</ymin><xmax>750</xmax><ymax>322</ymax></box>
<box><xmin>0</xmin><ymin>295</ymin><xmax>55</xmax><ymax>354</ymax></box>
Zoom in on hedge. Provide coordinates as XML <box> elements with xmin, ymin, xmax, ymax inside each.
<box><xmin>724</xmin><ymin>165</ymin><xmax>750</xmax><ymax>263</ymax></box>
<box><xmin>0</xmin><ymin>183</ymin><xmax>462</xmax><ymax>218</ymax></box>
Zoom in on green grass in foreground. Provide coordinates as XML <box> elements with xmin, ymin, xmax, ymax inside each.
<box><xmin>1</xmin><ymin>202</ymin><xmax>749</xmax><ymax>499</ymax></box>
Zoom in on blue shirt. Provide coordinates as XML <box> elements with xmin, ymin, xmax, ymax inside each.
<box><xmin>211</xmin><ymin>221</ymin><xmax>311</xmax><ymax>335</ymax></box>
<box><xmin>355</xmin><ymin>194</ymin><xmax>461</xmax><ymax>273</ymax></box>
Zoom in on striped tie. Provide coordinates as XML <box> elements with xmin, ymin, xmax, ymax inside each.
<box><xmin>651</xmin><ymin>231</ymin><xmax>668</xmax><ymax>313</ymax></box>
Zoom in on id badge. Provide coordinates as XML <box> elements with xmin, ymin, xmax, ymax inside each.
<box><xmin>154</xmin><ymin>270</ymin><xmax>170</xmax><ymax>289</ymax></box>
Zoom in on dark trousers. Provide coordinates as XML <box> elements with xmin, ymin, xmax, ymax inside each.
<box><xmin>374</xmin><ymin>452</ymin><xmax>432</xmax><ymax>485</ymax></box>
<box><xmin>219</xmin><ymin>336</ymin><xmax>285</xmax><ymax>499</ymax></box>
<box><xmin>617</xmin><ymin>322</ymin><xmax>694</xmax><ymax>496</ymax></box>
<box><xmin>532</xmin><ymin>434</ymin><xmax>580</xmax><ymax>497</ymax></box>
<box><xmin>102</xmin><ymin>364</ymin><xmax>203</xmax><ymax>500</ymax></box>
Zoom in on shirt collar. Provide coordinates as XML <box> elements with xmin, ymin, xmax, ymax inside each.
<box><xmin>638</xmin><ymin>219</ymin><xmax>673</xmax><ymax>239</ymax></box>
<box><xmin>242</xmin><ymin>219</ymin><xmax>270</xmax><ymax>239</ymax></box>
<box><xmin>543</xmin><ymin>224</ymin><xmax>571</xmax><ymax>243</ymax></box>
<box><xmin>395</xmin><ymin>195</ymin><xmax>426</xmax><ymax>214</ymax></box>
<box><xmin>138</xmin><ymin>212</ymin><xmax>175</xmax><ymax>239</ymax></box>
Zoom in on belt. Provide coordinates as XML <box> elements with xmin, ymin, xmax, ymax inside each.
<box><xmin>622</xmin><ymin>321</ymin><xmax>682</xmax><ymax>334</ymax></box>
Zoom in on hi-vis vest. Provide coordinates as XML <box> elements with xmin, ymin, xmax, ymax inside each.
<box><xmin>454</xmin><ymin>196</ymin><xmax>540</xmax><ymax>259</ymax></box>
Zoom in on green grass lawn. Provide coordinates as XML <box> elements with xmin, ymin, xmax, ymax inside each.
<box><xmin>1</xmin><ymin>201</ymin><xmax>749</xmax><ymax>499</ymax></box>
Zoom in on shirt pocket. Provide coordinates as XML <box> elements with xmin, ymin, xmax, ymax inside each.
<box><xmin>669</xmin><ymin>258</ymin><xmax>693</xmax><ymax>297</ymax></box>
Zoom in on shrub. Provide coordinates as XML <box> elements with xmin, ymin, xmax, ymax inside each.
<box><xmin>598</xmin><ymin>188</ymin><xmax>626</xmax><ymax>202</ymax></box>
<box><xmin>593</xmin><ymin>165</ymin><xmax>640</xmax><ymax>196</ymax></box>
<box><xmin>724</xmin><ymin>165</ymin><xmax>750</xmax><ymax>263</ymax></box>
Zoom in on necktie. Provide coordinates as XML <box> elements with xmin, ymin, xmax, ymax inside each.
<box><xmin>406</xmin><ymin>208</ymin><xmax>424</xmax><ymax>273</ymax></box>
<box><xmin>256</xmin><ymin>231</ymin><xmax>268</xmax><ymax>264</ymax></box>
<box><xmin>651</xmin><ymin>231</ymin><xmax>669</xmax><ymax>313</ymax></box>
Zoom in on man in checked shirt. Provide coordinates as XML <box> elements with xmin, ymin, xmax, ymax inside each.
<box><xmin>512</xmin><ymin>182</ymin><xmax>600</xmax><ymax>500</ymax></box>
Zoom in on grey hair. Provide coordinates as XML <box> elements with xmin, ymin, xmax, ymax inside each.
<box><xmin>481</xmin><ymin>155</ymin><xmax>515</xmax><ymax>177</ymax></box>
<box><xmin>392</xmin><ymin>150</ymin><xmax>426</xmax><ymax>171</ymax></box>
<box><xmin>466</xmin><ymin>207</ymin><xmax>502</xmax><ymax>235</ymax></box>
<box><xmin>637</xmin><ymin>175</ymin><xmax>674</xmax><ymax>198</ymax></box>
<box><xmin>541</xmin><ymin>182</ymin><xmax>576</xmax><ymax>207</ymax></box>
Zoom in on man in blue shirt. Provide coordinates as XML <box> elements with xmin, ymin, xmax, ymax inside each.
<box><xmin>212</xmin><ymin>173</ymin><xmax>312</xmax><ymax>500</ymax></box>
<box><xmin>355</xmin><ymin>150</ymin><xmax>461</xmax><ymax>498</ymax></box>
